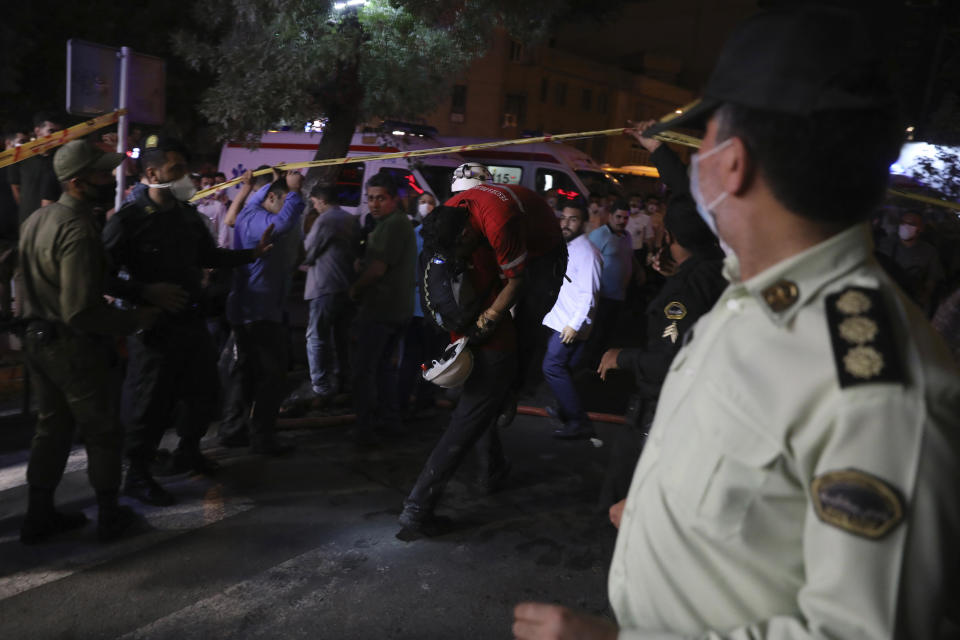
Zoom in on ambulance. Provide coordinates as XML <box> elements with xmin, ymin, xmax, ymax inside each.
<box><xmin>217</xmin><ymin>123</ymin><xmax>465</xmax><ymax>218</ymax></box>
<box><xmin>439</xmin><ymin>138</ymin><xmax>625</xmax><ymax>204</ymax></box>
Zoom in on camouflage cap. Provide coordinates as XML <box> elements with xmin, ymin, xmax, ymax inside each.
<box><xmin>53</xmin><ymin>140</ymin><xmax>124</xmax><ymax>182</ymax></box>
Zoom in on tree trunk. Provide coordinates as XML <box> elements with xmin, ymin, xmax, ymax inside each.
<box><xmin>304</xmin><ymin>99</ymin><xmax>361</xmax><ymax>193</ymax></box>
<box><xmin>305</xmin><ymin>51</ymin><xmax>364</xmax><ymax>194</ymax></box>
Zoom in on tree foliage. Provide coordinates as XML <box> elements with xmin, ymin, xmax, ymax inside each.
<box><xmin>172</xmin><ymin>0</ymin><xmax>592</xmax><ymax>146</ymax></box>
<box><xmin>912</xmin><ymin>146</ymin><xmax>960</xmax><ymax>203</ymax></box>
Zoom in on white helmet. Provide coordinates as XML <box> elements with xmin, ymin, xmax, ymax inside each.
<box><xmin>451</xmin><ymin>162</ymin><xmax>493</xmax><ymax>193</ymax></box>
<box><xmin>422</xmin><ymin>337</ymin><xmax>474</xmax><ymax>388</ymax></box>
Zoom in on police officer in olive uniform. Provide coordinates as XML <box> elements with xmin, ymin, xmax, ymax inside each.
<box><xmin>18</xmin><ymin>140</ymin><xmax>160</xmax><ymax>544</ymax></box>
<box><xmin>103</xmin><ymin>136</ymin><xmax>272</xmax><ymax>506</ymax></box>
<box><xmin>513</xmin><ymin>7</ymin><xmax>960</xmax><ymax>639</ymax></box>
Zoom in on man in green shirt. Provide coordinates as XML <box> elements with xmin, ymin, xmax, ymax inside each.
<box><xmin>18</xmin><ymin>140</ymin><xmax>159</xmax><ymax>545</ymax></box>
<box><xmin>348</xmin><ymin>172</ymin><xmax>416</xmax><ymax>444</ymax></box>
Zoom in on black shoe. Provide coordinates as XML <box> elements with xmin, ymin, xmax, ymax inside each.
<box><xmin>552</xmin><ymin>421</ymin><xmax>596</xmax><ymax>440</ymax></box>
<box><xmin>218</xmin><ymin>434</ymin><xmax>250</xmax><ymax>448</ymax></box>
<box><xmin>278</xmin><ymin>398</ymin><xmax>306</xmax><ymax>418</ymax></box>
<box><xmin>154</xmin><ymin>449</ymin><xmax>219</xmax><ymax>477</ymax></box>
<box><xmin>397</xmin><ymin>508</ymin><xmax>452</xmax><ymax>540</ymax></box>
<box><xmin>250</xmin><ymin>440</ymin><xmax>295</xmax><ymax>456</ymax></box>
<box><xmin>98</xmin><ymin>505</ymin><xmax>139</xmax><ymax>543</ymax></box>
<box><xmin>124</xmin><ymin>473</ymin><xmax>175</xmax><ymax>506</ymax></box>
<box><xmin>308</xmin><ymin>392</ymin><xmax>334</xmax><ymax>411</ymax></box>
<box><xmin>496</xmin><ymin>397</ymin><xmax>518</xmax><ymax>428</ymax></box>
<box><xmin>20</xmin><ymin>510</ymin><xmax>89</xmax><ymax>545</ymax></box>
<box><xmin>479</xmin><ymin>459</ymin><xmax>512</xmax><ymax>494</ymax></box>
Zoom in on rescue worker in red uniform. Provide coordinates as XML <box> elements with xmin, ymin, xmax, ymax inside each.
<box><xmin>398</xmin><ymin>164</ymin><xmax>565</xmax><ymax>536</ymax></box>
<box><xmin>447</xmin><ymin>170</ymin><xmax>567</xmax><ymax>417</ymax></box>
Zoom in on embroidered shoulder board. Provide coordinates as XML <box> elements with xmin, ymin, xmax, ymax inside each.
<box><xmin>811</xmin><ymin>469</ymin><xmax>904</xmax><ymax>539</ymax></box>
<box><xmin>824</xmin><ymin>286</ymin><xmax>903</xmax><ymax>388</ymax></box>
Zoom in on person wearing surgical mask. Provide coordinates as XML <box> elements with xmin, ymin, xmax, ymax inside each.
<box><xmin>417</xmin><ymin>191</ymin><xmax>437</xmax><ymax>218</ymax></box>
<box><xmin>876</xmin><ymin>210</ymin><xmax>945</xmax><ymax>314</ymax></box>
<box><xmin>102</xmin><ymin>136</ymin><xmax>274</xmax><ymax>507</ymax></box>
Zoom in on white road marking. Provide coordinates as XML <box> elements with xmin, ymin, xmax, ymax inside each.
<box><xmin>116</xmin><ymin>541</ymin><xmax>388</xmax><ymax>640</ymax></box>
<box><xmin>0</xmin><ymin>478</ymin><xmax>255</xmax><ymax>601</ymax></box>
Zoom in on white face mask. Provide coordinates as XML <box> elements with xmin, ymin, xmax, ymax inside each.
<box><xmin>898</xmin><ymin>224</ymin><xmax>918</xmax><ymax>241</ymax></box>
<box><xmin>689</xmin><ymin>138</ymin><xmax>734</xmax><ymax>252</ymax></box>
<box><xmin>418</xmin><ymin>202</ymin><xmax>433</xmax><ymax>218</ymax></box>
<box><xmin>149</xmin><ymin>174</ymin><xmax>198</xmax><ymax>202</ymax></box>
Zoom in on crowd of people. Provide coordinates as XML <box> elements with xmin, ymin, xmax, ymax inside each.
<box><xmin>2</xmin><ymin>5</ymin><xmax>960</xmax><ymax>638</ymax></box>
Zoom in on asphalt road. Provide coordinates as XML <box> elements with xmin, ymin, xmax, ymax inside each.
<box><xmin>0</xmin><ymin>381</ymin><xmax>633</xmax><ymax>639</ymax></box>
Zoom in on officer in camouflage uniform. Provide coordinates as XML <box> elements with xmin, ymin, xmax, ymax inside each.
<box><xmin>18</xmin><ymin>140</ymin><xmax>159</xmax><ymax>544</ymax></box>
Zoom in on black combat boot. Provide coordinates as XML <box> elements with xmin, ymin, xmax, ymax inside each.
<box><xmin>96</xmin><ymin>490</ymin><xmax>138</xmax><ymax>542</ymax></box>
<box><xmin>20</xmin><ymin>486</ymin><xmax>88</xmax><ymax>545</ymax></box>
<box><xmin>123</xmin><ymin>464</ymin><xmax>175</xmax><ymax>506</ymax></box>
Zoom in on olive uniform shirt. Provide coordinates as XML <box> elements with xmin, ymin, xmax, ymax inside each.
<box><xmin>609</xmin><ymin>224</ymin><xmax>960</xmax><ymax>639</ymax></box>
<box><xmin>19</xmin><ymin>192</ymin><xmax>139</xmax><ymax>335</ymax></box>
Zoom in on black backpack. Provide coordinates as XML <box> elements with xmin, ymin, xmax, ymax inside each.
<box><xmin>420</xmin><ymin>252</ymin><xmax>488</xmax><ymax>334</ymax></box>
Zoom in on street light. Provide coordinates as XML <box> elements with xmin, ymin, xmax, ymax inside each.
<box><xmin>333</xmin><ymin>0</ymin><xmax>366</xmax><ymax>10</ymax></box>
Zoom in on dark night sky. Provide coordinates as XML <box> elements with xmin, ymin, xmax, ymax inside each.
<box><xmin>2</xmin><ymin>0</ymin><xmax>957</xmax><ymax>143</ymax></box>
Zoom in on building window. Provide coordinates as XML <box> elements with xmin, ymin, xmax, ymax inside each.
<box><xmin>451</xmin><ymin>84</ymin><xmax>467</xmax><ymax>123</ymax></box>
<box><xmin>540</xmin><ymin>77</ymin><xmax>549</xmax><ymax>103</ymax></box>
<box><xmin>581</xmin><ymin>88</ymin><xmax>592</xmax><ymax>111</ymax></box>
<box><xmin>598</xmin><ymin>92</ymin><xmax>608</xmax><ymax>114</ymax></box>
<box><xmin>509</xmin><ymin>40</ymin><xmax>523</xmax><ymax>63</ymax></box>
<box><xmin>555</xmin><ymin>81</ymin><xmax>567</xmax><ymax>107</ymax></box>
<box><xmin>504</xmin><ymin>93</ymin><xmax>527</xmax><ymax>128</ymax></box>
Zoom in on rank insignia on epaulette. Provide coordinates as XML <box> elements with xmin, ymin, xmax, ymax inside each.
<box><xmin>811</xmin><ymin>469</ymin><xmax>904</xmax><ymax>539</ymax></box>
<box><xmin>825</xmin><ymin>286</ymin><xmax>903</xmax><ymax>388</ymax></box>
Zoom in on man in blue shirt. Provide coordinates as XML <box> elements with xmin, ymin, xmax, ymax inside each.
<box><xmin>582</xmin><ymin>203</ymin><xmax>636</xmax><ymax>369</ymax></box>
<box><xmin>220</xmin><ymin>172</ymin><xmax>304</xmax><ymax>454</ymax></box>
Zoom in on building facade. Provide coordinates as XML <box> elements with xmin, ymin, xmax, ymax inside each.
<box><xmin>421</xmin><ymin>31</ymin><xmax>696</xmax><ymax>168</ymax></box>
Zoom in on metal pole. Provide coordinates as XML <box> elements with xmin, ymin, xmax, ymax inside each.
<box><xmin>115</xmin><ymin>46</ymin><xmax>131</xmax><ymax>212</ymax></box>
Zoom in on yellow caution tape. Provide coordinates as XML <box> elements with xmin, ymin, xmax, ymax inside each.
<box><xmin>189</xmin><ymin>117</ymin><xmax>955</xmax><ymax>213</ymax></box>
<box><xmin>0</xmin><ymin>110</ymin><xmax>126</xmax><ymax>170</ymax></box>
<box><xmin>190</xmin><ymin>127</ymin><xmax>702</xmax><ymax>201</ymax></box>
<box><xmin>2</xmin><ymin>105</ymin><xmax>947</xmax><ymax>212</ymax></box>
<box><xmin>888</xmin><ymin>189</ymin><xmax>960</xmax><ymax>212</ymax></box>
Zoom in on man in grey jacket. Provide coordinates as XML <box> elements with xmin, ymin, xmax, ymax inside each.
<box><xmin>302</xmin><ymin>184</ymin><xmax>360</xmax><ymax>402</ymax></box>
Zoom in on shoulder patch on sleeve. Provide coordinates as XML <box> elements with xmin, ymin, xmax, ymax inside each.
<box><xmin>811</xmin><ymin>469</ymin><xmax>904</xmax><ymax>539</ymax></box>
<box><xmin>825</xmin><ymin>286</ymin><xmax>903</xmax><ymax>388</ymax></box>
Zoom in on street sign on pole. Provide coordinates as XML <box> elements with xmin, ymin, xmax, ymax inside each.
<box><xmin>66</xmin><ymin>39</ymin><xmax>166</xmax><ymax>124</ymax></box>
<box><xmin>127</xmin><ymin>53</ymin><xmax>166</xmax><ymax>126</ymax></box>
<box><xmin>66</xmin><ymin>40</ymin><xmax>119</xmax><ymax>117</ymax></box>
<box><xmin>66</xmin><ymin>39</ymin><xmax>166</xmax><ymax>210</ymax></box>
